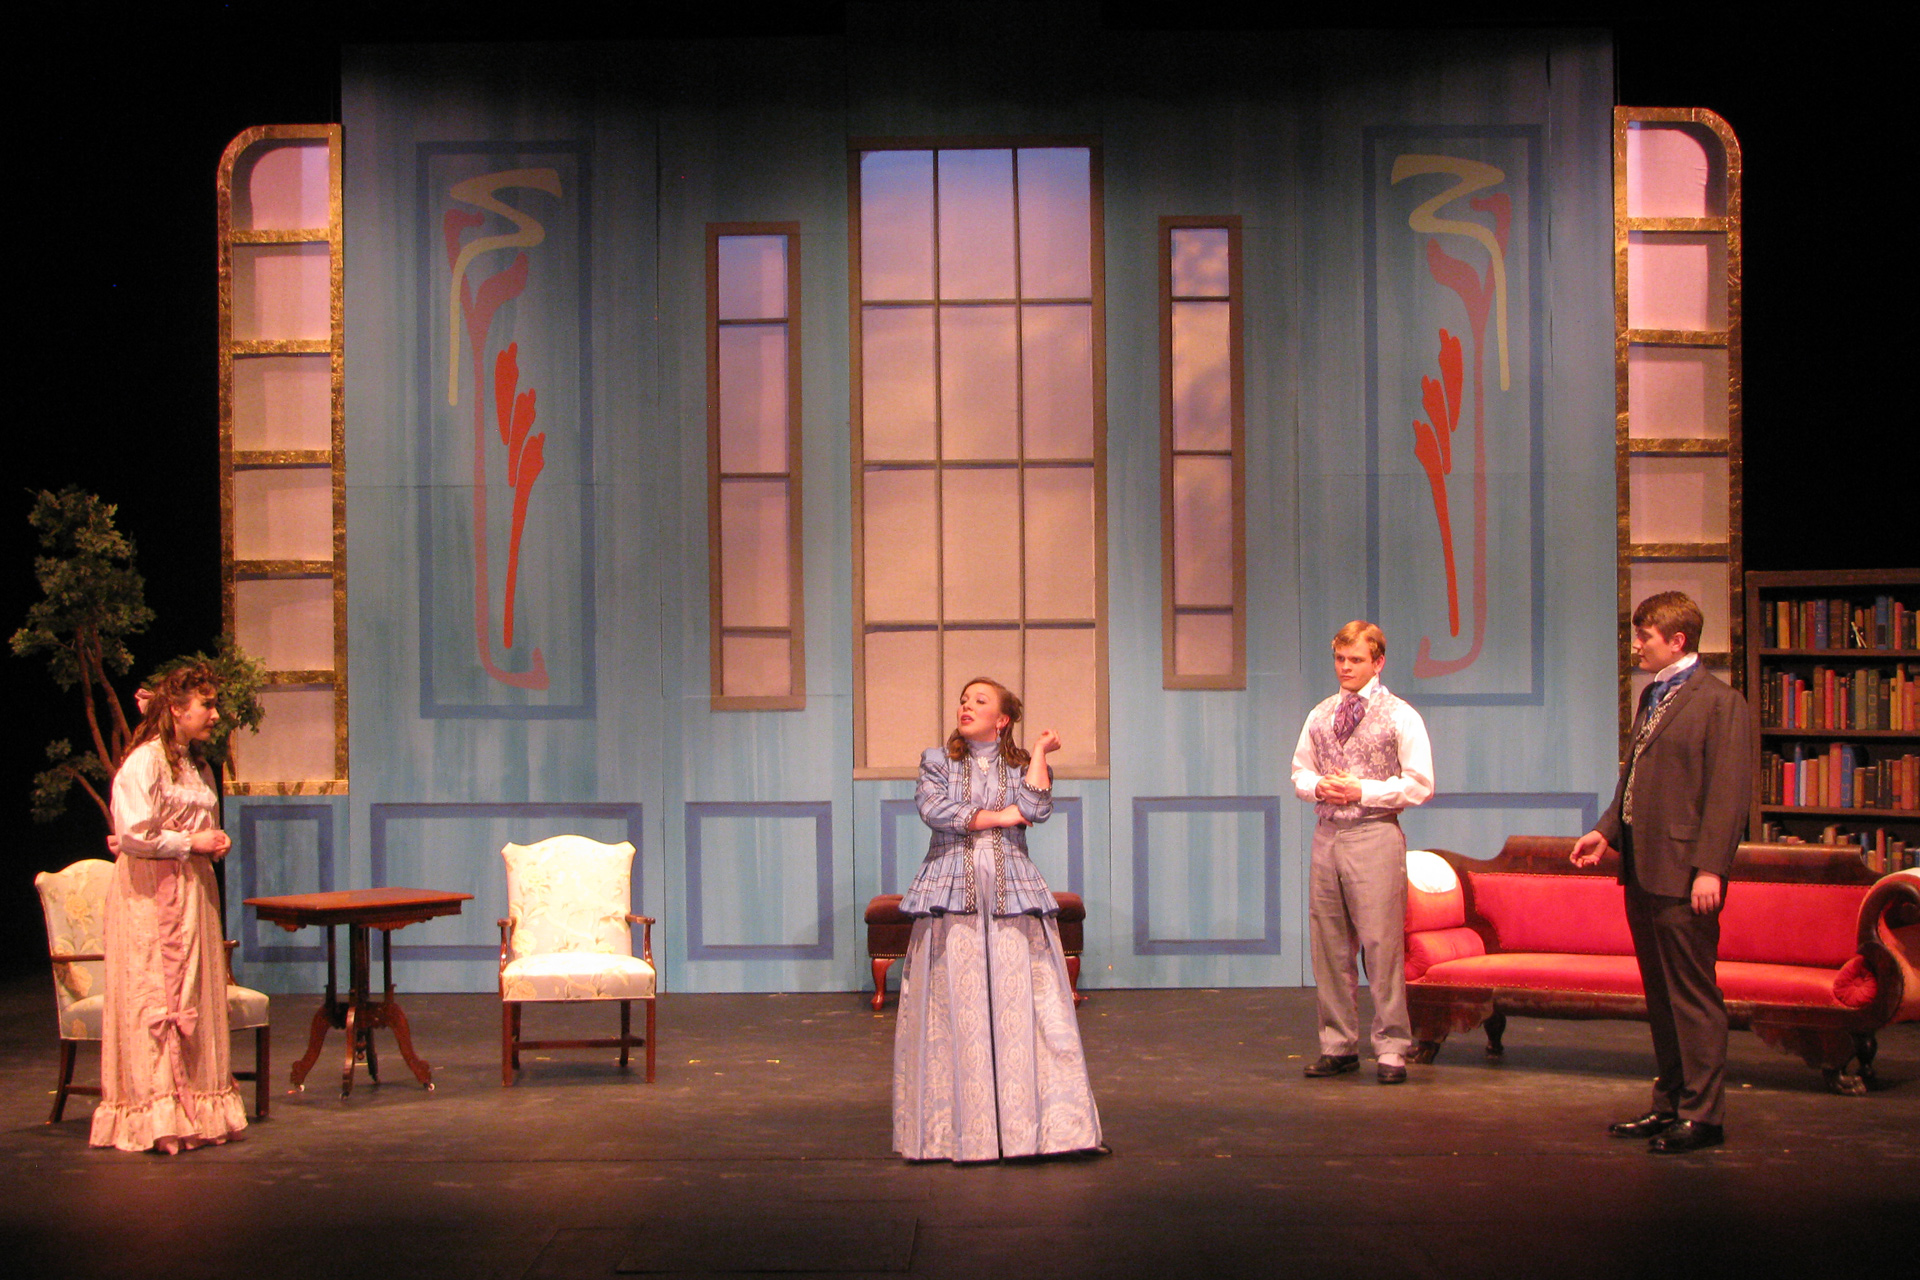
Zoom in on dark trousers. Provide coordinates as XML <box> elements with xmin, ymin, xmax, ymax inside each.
<box><xmin>1622</xmin><ymin>875</ymin><xmax>1728</xmax><ymax>1125</ymax></box>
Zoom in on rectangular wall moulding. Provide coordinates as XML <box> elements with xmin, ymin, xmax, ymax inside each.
<box><xmin>708</xmin><ymin>223</ymin><xmax>804</xmax><ymax>710</ymax></box>
<box><xmin>1614</xmin><ymin>108</ymin><xmax>1743</xmax><ymax>747</ymax></box>
<box><xmin>219</xmin><ymin>125</ymin><xmax>348</xmax><ymax>794</ymax></box>
<box><xmin>851</xmin><ymin>141</ymin><xmax>1109</xmax><ymax>777</ymax></box>
<box><xmin>1161</xmin><ymin>217</ymin><xmax>1245</xmax><ymax>688</ymax></box>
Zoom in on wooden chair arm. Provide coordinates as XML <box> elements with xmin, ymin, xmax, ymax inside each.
<box><xmin>497</xmin><ymin>918</ymin><xmax>514</xmax><ymax>974</ymax></box>
<box><xmin>627</xmin><ymin>915</ymin><xmax>655</xmax><ymax>963</ymax></box>
<box><xmin>49</xmin><ymin>952</ymin><xmax>105</xmax><ymax>964</ymax></box>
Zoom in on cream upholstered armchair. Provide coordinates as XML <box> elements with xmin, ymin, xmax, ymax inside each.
<box><xmin>34</xmin><ymin>858</ymin><xmax>271</xmax><ymax>1123</ymax></box>
<box><xmin>498</xmin><ymin>836</ymin><xmax>656</xmax><ymax>1084</ymax></box>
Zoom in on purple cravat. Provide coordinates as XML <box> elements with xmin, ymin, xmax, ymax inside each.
<box><xmin>1334</xmin><ymin>692</ymin><xmax>1365</xmax><ymax>743</ymax></box>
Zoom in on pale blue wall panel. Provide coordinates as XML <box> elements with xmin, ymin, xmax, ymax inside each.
<box><xmin>236</xmin><ymin>25</ymin><xmax>1626</xmax><ymax>997</ymax></box>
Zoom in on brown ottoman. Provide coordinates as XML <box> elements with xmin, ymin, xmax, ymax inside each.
<box><xmin>865</xmin><ymin>892</ymin><xmax>1087</xmax><ymax>1009</ymax></box>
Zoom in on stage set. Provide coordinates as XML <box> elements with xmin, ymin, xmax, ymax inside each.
<box><xmin>11</xmin><ymin>14</ymin><xmax>1918</xmax><ymax>1279</ymax></box>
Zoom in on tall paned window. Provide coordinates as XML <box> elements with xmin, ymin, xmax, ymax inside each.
<box><xmin>708</xmin><ymin>224</ymin><xmax>805</xmax><ymax>710</ymax></box>
<box><xmin>852</xmin><ymin>143</ymin><xmax>1106</xmax><ymax>777</ymax></box>
<box><xmin>1161</xmin><ymin>218</ymin><xmax>1245</xmax><ymax>688</ymax></box>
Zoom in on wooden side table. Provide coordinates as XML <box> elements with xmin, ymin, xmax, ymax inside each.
<box><xmin>245</xmin><ymin>888</ymin><xmax>472</xmax><ymax>1097</ymax></box>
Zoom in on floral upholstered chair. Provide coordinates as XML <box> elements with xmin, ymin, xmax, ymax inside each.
<box><xmin>34</xmin><ymin>858</ymin><xmax>271</xmax><ymax>1123</ymax></box>
<box><xmin>498</xmin><ymin>836</ymin><xmax>656</xmax><ymax>1084</ymax></box>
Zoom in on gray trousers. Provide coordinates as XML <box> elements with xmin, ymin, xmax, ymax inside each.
<box><xmin>1308</xmin><ymin>816</ymin><xmax>1411</xmax><ymax>1061</ymax></box>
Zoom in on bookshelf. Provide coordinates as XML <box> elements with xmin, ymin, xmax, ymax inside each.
<box><xmin>1744</xmin><ymin>568</ymin><xmax>1920</xmax><ymax>874</ymax></box>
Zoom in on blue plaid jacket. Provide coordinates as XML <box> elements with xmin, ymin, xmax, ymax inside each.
<box><xmin>900</xmin><ymin>746</ymin><xmax>1057</xmax><ymax>917</ymax></box>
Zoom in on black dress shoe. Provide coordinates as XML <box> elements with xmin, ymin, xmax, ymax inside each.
<box><xmin>1376</xmin><ymin>1062</ymin><xmax>1408</xmax><ymax>1084</ymax></box>
<box><xmin>1607</xmin><ymin>1110</ymin><xmax>1677</xmax><ymax>1139</ymax></box>
<box><xmin>1303</xmin><ymin>1054</ymin><xmax>1360</xmax><ymax>1077</ymax></box>
<box><xmin>1649</xmin><ymin>1120</ymin><xmax>1723</xmax><ymax>1154</ymax></box>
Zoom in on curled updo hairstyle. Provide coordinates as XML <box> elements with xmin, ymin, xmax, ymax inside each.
<box><xmin>944</xmin><ymin>676</ymin><xmax>1032</xmax><ymax>768</ymax></box>
<box><xmin>127</xmin><ymin>660</ymin><xmax>220</xmax><ymax>780</ymax></box>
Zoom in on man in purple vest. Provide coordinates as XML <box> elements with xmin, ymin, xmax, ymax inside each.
<box><xmin>1291</xmin><ymin>620</ymin><xmax>1435</xmax><ymax>1084</ymax></box>
<box><xmin>1571</xmin><ymin>591</ymin><xmax>1751</xmax><ymax>1153</ymax></box>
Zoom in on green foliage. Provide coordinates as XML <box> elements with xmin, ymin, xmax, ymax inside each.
<box><xmin>10</xmin><ymin>487</ymin><xmax>153</xmax><ymax>691</ymax></box>
<box><xmin>145</xmin><ymin>635</ymin><xmax>269</xmax><ymax>770</ymax></box>
<box><xmin>11</xmin><ymin>487</ymin><xmax>267</xmax><ymax>826</ymax></box>
<box><xmin>29</xmin><ymin>740</ymin><xmax>110</xmax><ymax>825</ymax></box>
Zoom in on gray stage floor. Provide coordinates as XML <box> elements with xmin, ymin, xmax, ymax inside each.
<box><xmin>1</xmin><ymin>973</ymin><xmax>1913</xmax><ymax>1278</ymax></box>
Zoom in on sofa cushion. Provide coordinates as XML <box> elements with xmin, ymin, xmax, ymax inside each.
<box><xmin>1719</xmin><ymin>881</ymin><xmax>1865</xmax><ymax>968</ymax></box>
<box><xmin>1418</xmin><ymin>953</ymin><xmax>1645</xmax><ymax>995</ymax></box>
<box><xmin>1406</xmin><ymin>926</ymin><xmax>1484</xmax><ymax>980</ymax></box>
<box><xmin>1414</xmin><ymin>952</ymin><xmax>1858</xmax><ymax>1011</ymax></box>
<box><xmin>1465</xmin><ymin>873</ymin><xmax>1633</xmax><ymax>956</ymax></box>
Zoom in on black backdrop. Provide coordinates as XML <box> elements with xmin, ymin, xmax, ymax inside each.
<box><xmin>4</xmin><ymin>5</ymin><xmax>1903</xmax><ymax>969</ymax></box>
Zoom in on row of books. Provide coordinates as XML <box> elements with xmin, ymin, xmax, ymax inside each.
<box><xmin>1754</xmin><ymin>822</ymin><xmax>1915</xmax><ymax>874</ymax></box>
<box><xmin>1762</xmin><ymin>594</ymin><xmax>1918</xmax><ymax>651</ymax></box>
<box><xmin>1758</xmin><ymin>664</ymin><xmax>1918</xmax><ymax>732</ymax></box>
<box><xmin>1758</xmin><ymin>744</ymin><xmax>1920</xmax><ymax>811</ymax></box>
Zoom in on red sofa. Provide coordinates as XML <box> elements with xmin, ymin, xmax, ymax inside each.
<box><xmin>1403</xmin><ymin>836</ymin><xmax>1920</xmax><ymax>1093</ymax></box>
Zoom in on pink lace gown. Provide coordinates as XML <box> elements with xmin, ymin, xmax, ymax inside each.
<box><xmin>89</xmin><ymin>739</ymin><xmax>247</xmax><ymax>1151</ymax></box>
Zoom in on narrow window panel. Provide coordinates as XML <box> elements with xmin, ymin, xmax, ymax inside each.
<box><xmin>1173</xmin><ymin>612</ymin><xmax>1235</xmax><ymax>680</ymax></box>
<box><xmin>1627</xmin><ymin>456</ymin><xmax>1731</xmax><ymax>545</ymax></box>
<box><xmin>235</xmin><ymin>577</ymin><xmax>336</xmax><ymax>672</ymax></box>
<box><xmin>717</xmin><ymin>324</ymin><xmax>789</xmax><ymax>472</ymax></box>
<box><xmin>1171</xmin><ymin>300</ymin><xmax>1232</xmax><ymax>451</ymax></box>
<box><xmin>937</xmin><ymin>149</ymin><xmax>1016</xmax><ymax>300</ymax></box>
<box><xmin>232</xmin><ymin>243</ymin><xmax>332</xmax><ymax>342</ymax></box>
<box><xmin>718</xmin><ymin>478</ymin><xmax>792</xmax><ymax>628</ymax></box>
<box><xmin>239</xmin><ymin>688</ymin><xmax>338</xmax><ymax>784</ymax></box>
<box><xmin>1626</xmin><ymin>232</ymin><xmax>1727</xmax><ymax>332</ymax></box>
<box><xmin>1021</xmin><ymin>303</ymin><xmax>1094</xmax><ymax>459</ymax></box>
<box><xmin>1017</xmin><ymin>147</ymin><xmax>1092</xmax><ymax>298</ymax></box>
<box><xmin>1171</xmin><ymin>455</ymin><xmax>1234</xmax><ymax>608</ymax></box>
<box><xmin>1161</xmin><ymin>217</ymin><xmax>1244</xmax><ymax>689</ymax></box>
<box><xmin>939</xmin><ymin>305</ymin><xmax>1019</xmax><ymax>459</ymax></box>
<box><xmin>233</xmin><ymin>467</ymin><xmax>334</xmax><ymax>561</ymax></box>
<box><xmin>862</xmin><ymin>468</ymin><xmax>940</xmax><ymax>622</ymax></box>
<box><xmin>722</xmin><ymin>634</ymin><xmax>793</xmax><ymax>699</ymax></box>
<box><xmin>236</xmin><ymin>141</ymin><xmax>331</xmax><ymax>231</ymax></box>
<box><xmin>943</xmin><ymin>628</ymin><xmax>1024</xmax><ymax>707</ymax></box>
<box><xmin>717</xmin><ymin>235</ymin><xmax>790</xmax><ymax>321</ymax></box>
<box><xmin>1025</xmin><ymin>626</ymin><xmax>1099</xmax><ymax>771</ymax></box>
<box><xmin>1624</xmin><ymin>122</ymin><xmax>1723</xmax><ymax>219</ymax></box>
<box><xmin>940</xmin><ymin>468</ymin><xmax>1021</xmax><ymax>621</ymax></box>
<box><xmin>1626</xmin><ymin>346</ymin><xmax>1729</xmax><ymax>440</ymax></box>
<box><xmin>232</xmin><ymin>354</ymin><xmax>333</xmax><ymax>453</ymax></box>
<box><xmin>1023</xmin><ymin>466</ymin><xmax>1096</xmax><ymax>621</ymax></box>
<box><xmin>219</xmin><ymin>124</ymin><xmax>346</xmax><ymax>792</ymax></box>
<box><xmin>1170</xmin><ymin>227</ymin><xmax>1231</xmax><ymax>297</ymax></box>
<box><xmin>861</xmin><ymin>151</ymin><xmax>934</xmax><ymax>300</ymax></box>
<box><xmin>865</xmin><ymin>629</ymin><xmax>941</xmax><ymax>770</ymax></box>
<box><xmin>861</xmin><ymin>306</ymin><xmax>937</xmax><ymax>460</ymax></box>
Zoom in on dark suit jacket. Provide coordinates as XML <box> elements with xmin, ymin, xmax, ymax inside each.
<box><xmin>1595</xmin><ymin>665</ymin><xmax>1754</xmax><ymax>898</ymax></box>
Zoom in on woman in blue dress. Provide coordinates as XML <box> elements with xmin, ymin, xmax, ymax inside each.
<box><xmin>892</xmin><ymin>677</ymin><xmax>1103</xmax><ymax>1161</ymax></box>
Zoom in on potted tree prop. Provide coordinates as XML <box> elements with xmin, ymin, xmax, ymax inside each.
<box><xmin>11</xmin><ymin>486</ymin><xmax>266</xmax><ymax>831</ymax></box>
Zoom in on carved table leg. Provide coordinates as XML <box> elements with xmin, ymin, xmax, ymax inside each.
<box><xmin>340</xmin><ymin>997</ymin><xmax>360</xmax><ymax>1098</ymax></box>
<box><xmin>290</xmin><ymin>924</ymin><xmax>341</xmax><ymax>1090</ymax></box>
<box><xmin>383</xmin><ymin>998</ymin><xmax>434</xmax><ymax>1088</ymax></box>
<box><xmin>290</xmin><ymin>1004</ymin><xmax>333</xmax><ymax>1089</ymax></box>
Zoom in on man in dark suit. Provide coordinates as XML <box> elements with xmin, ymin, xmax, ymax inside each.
<box><xmin>1570</xmin><ymin>591</ymin><xmax>1753</xmax><ymax>1154</ymax></box>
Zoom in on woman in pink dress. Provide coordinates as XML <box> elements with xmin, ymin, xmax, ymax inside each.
<box><xmin>90</xmin><ymin>662</ymin><xmax>248</xmax><ymax>1153</ymax></box>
